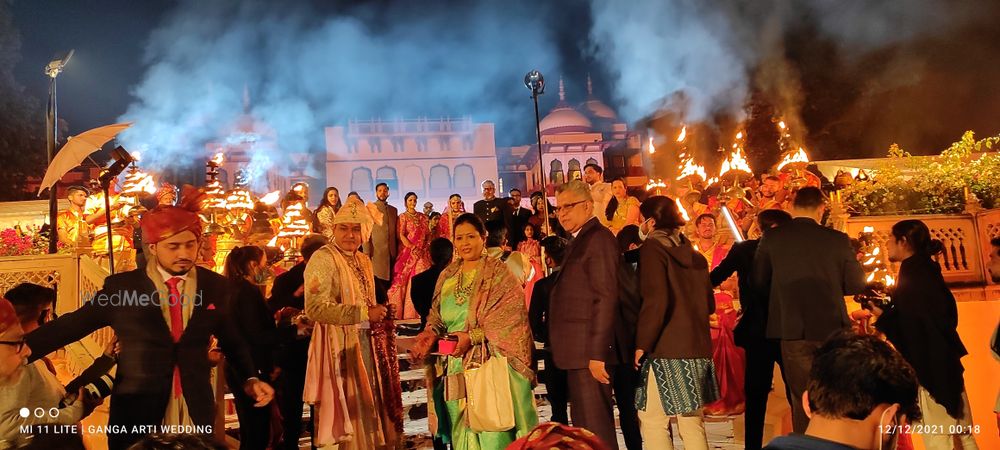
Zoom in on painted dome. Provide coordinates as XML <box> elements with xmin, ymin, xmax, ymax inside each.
<box><xmin>539</xmin><ymin>79</ymin><xmax>592</xmax><ymax>135</ymax></box>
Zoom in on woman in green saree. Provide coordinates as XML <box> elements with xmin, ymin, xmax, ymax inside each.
<box><xmin>411</xmin><ymin>213</ymin><xmax>539</xmax><ymax>450</ymax></box>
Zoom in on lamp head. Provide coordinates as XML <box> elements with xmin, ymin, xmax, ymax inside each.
<box><xmin>45</xmin><ymin>49</ymin><xmax>74</xmax><ymax>78</ymax></box>
<box><xmin>524</xmin><ymin>70</ymin><xmax>545</xmax><ymax>95</ymax></box>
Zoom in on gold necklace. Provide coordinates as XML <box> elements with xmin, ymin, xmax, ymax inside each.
<box><xmin>454</xmin><ymin>268</ymin><xmax>476</xmax><ymax>305</ymax></box>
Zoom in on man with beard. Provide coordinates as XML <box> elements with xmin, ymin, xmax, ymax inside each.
<box><xmin>363</xmin><ymin>182</ymin><xmax>398</xmax><ymax>298</ymax></box>
<box><xmin>304</xmin><ymin>201</ymin><xmax>403</xmax><ymax>449</ymax></box>
<box><xmin>26</xmin><ymin>188</ymin><xmax>273</xmax><ymax>449</ymax></box>
<box><xmin>56</xmin><ymin>185</ymin><xmax>103</xmax><ymax>248</ymax></box>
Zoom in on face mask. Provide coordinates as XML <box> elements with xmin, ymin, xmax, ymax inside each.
<box><xmin>877</xmin><ymin>404</ymin><xmax>901</xmax><ymax>450</ymax></box>
<box><xmin>638</xmin><ymin>219</ymin><xmax>651</xmax><ymax>241</ymax></box>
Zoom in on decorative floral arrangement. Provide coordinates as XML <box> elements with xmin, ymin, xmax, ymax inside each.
<box><xmin>843</xmin><ymin>131</ymin><xmax>1000</xmax><ymax>216</ymax></box>
<box><xmin>0</xmin><ymin>225</ymin><xmax>66</xmax><ymax>257</ymax></box>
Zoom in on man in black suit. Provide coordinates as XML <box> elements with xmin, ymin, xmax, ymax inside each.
<box><xmin>549</xmin><ymin>180</ymin><xmax>621</xmax><ymax>449</ymax></box>
<box><xmin>528</xmin><ymin>236</ymin><xmax>569</xmax><ymax>424</ymax></box>
<box><xmin>268</xmin><ymin>234</ymin><xmax>327</xmax><ymax>450</ymax></box>
<box><xmin>411</xmin><ymin>237</ymin><xmax>454</xmax><ymax>330</ymax></box>
<box><xmin>753</xmin><ymin>187</ymin><xmax>865</xmax><ymax>433</ymax></box>
<box><xmin>710</xmin><ymin>209</ymin><xmax>791</xmax><ymax>450</ymax></box>
<box><xmin>25</xmin><ymin>204</ymin><xmax>274</xmax><ymax>450</ymax></box>
<box><xmin>473</xmin><ymin>180</ymin><xmax>508</xmax><ymax>232</ymax></box>
<box><xmin>505</xmin><ymin>188</ymin><xmax>533</xmax><ymax>249</ymax></box>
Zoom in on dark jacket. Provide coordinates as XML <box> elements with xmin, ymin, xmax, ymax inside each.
<box><xmin>711</xmin><ymin>239</ymin><xmax>764</xmax><ymax>346</ymax></box>
<box><xmin>636</xmin><ymin>229</ymin><xmax>715</xmax><ymax>359</ymax></box>
<box><xmin>875</xmin><ymin>255</ymin><xmax>968</xmax><ymax>418</ymax></box>
<box><xmin>268</xmin><ymin>262</ymin><xmax>306</xmax><ymax>312</ymax></box>
<box><xmin>528</xmin><ymin>269</ymin><xmax>560</xmax><ymax>345</ymax></box>
<box><xmin>26</xmin><ymin>267</ymin><xmax>257</xmax><ymax>444</ymax></box>
<box><xmin>411</xmin><ymin>265</ymin><xmax>445</xmax><ymax>329</ymax></box>
<box><xmin>230</xmin><ymin>279</ymin><xmax>296</xmax><ymax>375</ymax></box>
<box><xmin>753</xmin><ymin>217</ymin><xmax>865</xmax><ymax>341</ymax></box>
<box><xmin>549</xmin><ymin>217</ymin><xmax>620</xmax><ymax>369</ymax></box>
<box><xmin>505</xmin><ymin>203</ymin><xmax>533</xmax><ymax>248</ymax></box>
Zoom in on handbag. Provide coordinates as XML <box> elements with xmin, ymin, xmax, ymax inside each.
<box><xmin>462</xmin><ymin>343</ymin><xmax>515</xmax><ymax>432</ymax></box>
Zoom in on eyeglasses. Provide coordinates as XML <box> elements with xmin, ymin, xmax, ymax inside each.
<box><xmin>553</xmin><ymin>200</ymin><xmax>588</xmax><ymax>214</ymax></box>
<box><xmin>0</xmin><ymin>339</ymin><xmax>26</xmax><ymax>353</ymax></box>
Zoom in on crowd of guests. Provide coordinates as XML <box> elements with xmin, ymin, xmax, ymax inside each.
<box><xmin>3</xmin><ymin>162</ymin><xmax>998</xmax><ymax>450</ymax></box>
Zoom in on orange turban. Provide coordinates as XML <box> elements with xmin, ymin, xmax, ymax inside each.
<box><xmin>0</xmin><ymin>298</ymin><xmax>17</xmax><ymax>335</ymax></box>
<box><xmin>140</xmin><ymin>184</ymin><xmax>206</xmax><ymax>244</ymax></box>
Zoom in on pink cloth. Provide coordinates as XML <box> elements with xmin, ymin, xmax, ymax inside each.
<box><xmin>705</xmin><ymin>291</ymin><xmax>746</xmax><ymax>416</ymax></box>
<box><xmin>303</xmin><ymin>322</ymin><xmax>354</xmax><ymax>444</ymax></box>
<box><xmin>517</xmin><ymin>239</ymin><xmax>543</xmax><ymax>308</ymax></box>
<box><xmin>388</xmin><ymin>212</ymin><xmax>431</xmax><ymax>319</ymax></box>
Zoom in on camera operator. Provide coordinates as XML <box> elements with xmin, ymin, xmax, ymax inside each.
<box><xmin>0</xmin><ymin>285</ymin><xmax>111</xmax><ymax>448</ymax></box>
<box><xmin>873</xmin><ymin>220</ymin><xmax>980</xmax><ymax>450</ymax></box>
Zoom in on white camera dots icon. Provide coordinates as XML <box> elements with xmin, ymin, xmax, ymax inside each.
<box><xmin>18</xmin><ymin>408</ymin><xmax>29</xmax><ymax>418</ymax></box>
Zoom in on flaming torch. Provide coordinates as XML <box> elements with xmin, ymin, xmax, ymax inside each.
<box><xmin>277</xmin><ymin>202</ymin><xmax>310</xmax><ymax>259</ymax></box>
<box><xmin>855</xmin><ymin>226</ymin><xmax>894</xmax><ymax>312</ymax></box>
<box><xmin>202</xmin><ymin>153</ymin><xmax>227</xmax><ymax>235</ymax></box>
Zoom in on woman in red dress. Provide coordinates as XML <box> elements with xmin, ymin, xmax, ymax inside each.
<box><xmin>387</xmin><ymin>192</ymin><xmax>432</xmax><ymax>319</ymax></box>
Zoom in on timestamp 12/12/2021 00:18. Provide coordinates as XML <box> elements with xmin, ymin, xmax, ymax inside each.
<box><xmin>879</xmin><ymin>423</ymin><xmax>982</xmax><ymax>435</ymax></box>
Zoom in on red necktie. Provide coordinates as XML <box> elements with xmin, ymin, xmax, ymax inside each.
<box><xmin>165</xmin><ymin>276</ymin><xmax>184</xmax><ymax>398</ymax></box>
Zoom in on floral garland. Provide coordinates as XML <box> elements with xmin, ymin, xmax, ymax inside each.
<box><xmin>842</xmin><ymin>131</ymin><xmax>1000</xmax><ymax>216</ymax></box>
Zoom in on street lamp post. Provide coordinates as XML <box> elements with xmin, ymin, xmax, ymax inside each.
<box><xmin>45</xmin><ymin>50</ymin><xmax>74</xmax><ymax>253</ymax></box>
<box><xmin>524</xmin><ymin>70</ymin><xmax>548</xmax><ymax>232</ymax></box>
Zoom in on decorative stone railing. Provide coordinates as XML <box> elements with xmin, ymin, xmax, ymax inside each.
<box><xmin>0</xmin><ymin>253</ymin><xmax>110</xmax><ymax>375</ymax></box>
<box><xmin>843</xmin><ymin>208</ymin><xmax>1000</xmax><ymax>300</ymax></box>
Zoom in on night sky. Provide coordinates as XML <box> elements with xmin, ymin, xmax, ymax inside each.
<box><xmin>8</xmin><ymin>0</ymin><xmax>1000</xmax><ymax>167</ymax></box>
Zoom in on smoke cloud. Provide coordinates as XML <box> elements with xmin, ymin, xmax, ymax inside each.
<box><xmin>118</xmin><ymin>0</ymin><xmax>563</xmax><ymax>184</ymax></box>
<box><xmin>587</xmin><ymin>0</ymin><xmax>994</xmax><ymax>160</ymax></box>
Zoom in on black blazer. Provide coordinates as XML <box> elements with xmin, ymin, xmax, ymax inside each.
<box><xmin>528</xmin><ymin>270</ymin><xmax>560</xmax><ymax>345</ymax></box>
<box><xmin>711</xmin><ymin>239</ymin><xmax>765</xmax><ymax>346</ymax></box>
<box><xmin>506</xmin><ymin>204</ymin><xmax>534</xmax><ymax>248</ymax></box>
<box><xmin>411</xmin><ymin>266</ymin><xmax>445</xmax><ymax>329</ymax></box>
<box><xmin>230</xmin><ymin>279</ymin><xmax>296</xmax><ymax>375</ymax></box>
<box><xmin>26</xmin><ymin>267</ymin><xmax>257</xmax><ymax>442</ymax></box>
<box><xmin>549</xmin><ymin>217</ymin><xmax>620</xmax><ymax>370</ymax></box>
<box><xmin>753</xmin><ymin>217</ymin><xmax>866</xmax><ymax>341</ymax></box>
<box><xmin>268</xmin><ymin>262</ymin><xmax>306</xmax><ymax>312</ymax></box>
<box><xmin>875</xmin><ymin>255</ymin><xmax>968</xmax><ymax>418</ymax></box>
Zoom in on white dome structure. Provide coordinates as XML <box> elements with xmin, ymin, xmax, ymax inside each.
<box><xmin>539</xmin><ymin>78</ymin><xmax>592</xmax><ymax>135</ymax></box>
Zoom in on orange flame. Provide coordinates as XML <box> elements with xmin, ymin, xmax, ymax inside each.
<box><xmin>675</xmin><ymin>197</ymin><xmax>690</xmax><ymax>222</ymax></box>
<box><xmin>211</xmin><ymin>152</ymin><xmax>224</xmax><ymax>165</ymax></box>
<box><xmin>677</xmin><ymin>158</ymin><xmax>707</xmax><ymax>181</ymax></box>
<box><xmin>645</xmin><ymin>178</ymin><xmax>668</xmax><ymax>192</ymax></box>
<box><xmin>647</xmin><ymin>136</ymin><xmax>655</xmax><ymax>154</ymax></box>
<box><xmin>719</xmin><ymin>147</ymin><xmax>752</xmax><ymax>176</ymax></box>
<box><xmin>777</xmin><ymin>147</ymin><xmax>810</xmax><ymax>171</ymax></box>
<box><xmin>259</xmin><ymin>190</ymin><xmax>281</xmax><ymax>205</ymax></box>
<box><xmin>676</xmin><ymin>126</ymin><xmax>687</xmax><ymax>143</ymax></box>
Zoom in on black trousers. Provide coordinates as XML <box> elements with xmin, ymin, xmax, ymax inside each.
<box><xmin>225</xmin><ymin>369</ymin><xmax>271</xmax><ymax>450</ymax></box>
<box><xmin>277</xmin><ymin>339</ymin><xmax>310</xmax><ymax>450</ymax></box>
<box><xmin>541</xmin><ymin>351</ymin><xmax>569</xmax><ymax>424</ymax></box>
<box><xmin>612</xmin><ymin>365</ymin><xmax>642</xmax><ymax>450</ymax></box>
<box><xmin>567</xmin><ymin>367</ymin><xmax>619</xmax><ymax>450</ymax></box>
<box><xmin>780</xmin><ymin>340</ymin><xmax>822</xmax><ymax>433</ymax></box>
<box><xmin>741</xmin><ymin>338</ymin><xmax>787</xmax><ymax>450</ymax></box>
